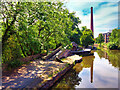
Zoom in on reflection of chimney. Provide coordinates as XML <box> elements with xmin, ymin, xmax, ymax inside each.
<box><xmin>105</xmin><ymin>34</ymin><xmax>107</xmax><ymax>43</ymax></box>
<box><xmin>105</xmin><ymin>52</ymin><xmax>108</xmax><ymax>59</ymax></box>
<box><xmin>91</xmin><ymin>60</ymin><xmax>93</xmax><ymax>83</ymax></box>
<box><xmin>91</xmin><ymin>7</ymin><xmax>94</xmax><ymax>37</ymax></box>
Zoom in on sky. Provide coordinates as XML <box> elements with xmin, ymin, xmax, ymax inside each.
<box><xmin>63</xmin><ymin>0</ymin><xmax>119</xmax><ymax>38</ymax></box>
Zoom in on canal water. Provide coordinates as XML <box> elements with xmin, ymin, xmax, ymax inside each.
<box><xmin>51</xmin><ymin>50</ymin><xmax>120</xmax><ymax>89</ymax></box>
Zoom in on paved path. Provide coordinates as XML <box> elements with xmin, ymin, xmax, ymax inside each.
<box><xmin>2</xmin><ymin>55</ymin><xmax>82</xmax><ymax>89</ymax></box>
<box><xmin>2</xmin><ymin>59</ymin><xmax>66</xmax><ymax>89</ymax></box>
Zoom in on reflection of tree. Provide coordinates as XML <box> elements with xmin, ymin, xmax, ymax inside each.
<box><xmin>73</xmin><ymin>55</ymin><xmax>95</xmax><ymax>83</ymax></box>
<box><xmin>73</xmin><ymin>56</ymin><xmax>95</xmax><ymax>73</ymax></box>
<box><xmin>82</xmin><ymin>56</ymin><xmax>95</xmax><ymax>68</ymax></box>
<box><xmin>97</xmin><ymin>50</ymin><xmax>105</xmax><ymax>59</ymax></box>
<box><xmin>73</xmin><ymin>63</ymin><xmax>83</xmax><ymax>73</ymax></box>
<box><xmin>97</xmin><ymin>50</ymin><xmax>120</xmax><ymax>70</ymax></box>
<box><xmin>52</xmin><ymin>69</ymin><xmax>81</xmax><ymax>89</ymax></box>
<box><xmin>106</xmin><ymin>50</ymin><xmax>120</xmax><ymax>70</ymax></box>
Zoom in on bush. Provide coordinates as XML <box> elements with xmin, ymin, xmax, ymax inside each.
<box><xmin>107</xmin><ymin>42</ymin><xmax>118</xmax><ymax>50</ymax></box>
<box><xmin>2</xmin><ymin>35</ymin><xmax>22</xmax><ymax>63</ymax></box>
<box><xmin>7</xmin><ymin>59</ymin><xmax>24</xmax><ymax>70</ymax></box>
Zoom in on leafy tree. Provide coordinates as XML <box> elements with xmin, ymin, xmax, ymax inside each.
<box><xmin>1</xmin><ymin>2</ymin><xmax>82</xmax><ymax>64</ymax></box>
<box><xmin>96</xmin><ymin>33</ymin><xmax>104</xmax><ymax>47</ymax></box>
<box><xmin>81</xmin><ymin>26</ymin><xmax>87</xmax><ymax>32</ymax></box>
<box><xmin>80</xmin><ymin>28</ymin><xmax>94</xmax><ymax>47</ymax></box>
<box><xmin>69</xmin><ymin>13</ymin><xmax>81</xmax><ymax>44</ymax></box>
<box><xmin>109</xmin><ymin>28</ymin><xmax>120</xmax><ymax>46</ymax></box>
<box><xmin>1</xmin><ymin>1</ymin><xmax>95</xmax><ymax>69</ymax></box>
<box><xmin>70</xmin><ymin>28</ymin><xmax>82</xmax><ymax>45</ymax></box>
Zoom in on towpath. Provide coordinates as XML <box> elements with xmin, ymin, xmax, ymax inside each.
<box><xmin>2</xmin><ymin>59</ymin><xmax>67</xmax><ymax>89</ymax></box>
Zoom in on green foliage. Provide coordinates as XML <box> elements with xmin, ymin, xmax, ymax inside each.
<box><xmin>106</xmin><ymin>28</ymin><xmax>120</xmax><ymax>50</ymax></box>
<box><xmin>66</xmin><ymin>43</ymin><xmax>73</xmax><ymax>49</ymax></box>
<box><xmin>106</xmin><ymin>50</ymin><xmax>120</xmax><ymax>70</ymax></box>
<box><xmin>96</xmin><ymin>33</ymin><xmax>104</xmax><ymax>46</ymax></box>
<box><xmin>80</xmin><ymin>27</ymin><xmax>94</xmax><ymax>47</ymax></box>
<box><xmin>97</xmin><ymin>50</ymin><xmax>120</xmax><ymax>70</ymax></box>
<box><xmin>2</xmin><ymin>35</ymin><xmax>22</xmax><ymax>63</ymax></box>
<box><xmin>69</xmin><ymin>13</ymin><xmax>81</xmax><ymax>44</ymax></box>
<box><xmin>109</xmin><ymin>29</ymin><xmax>120</xmax><ymax>46</ymax></box>
<box><xmin>107</xmin><ymin>42</ymin><xmax>118</xmax><ymax>50</ymax></box>
<box><xmin>7</xmin><ymin>59</ymin><xmax>24</xmax><ymax>70</ymax></box>
<box><xmin>1</xmin><ymin>1</ymin><xmax>95</xmax><ymax>69</ymax></box>
<box><xmin>70</xmin><ymin>28</ymin><xmax>82</xmax><ymax>45</ymax></box>
<box><xmin>1</xmin><ymin>2</ymin><xmax>82</xmax><ymax>68</ymax></box>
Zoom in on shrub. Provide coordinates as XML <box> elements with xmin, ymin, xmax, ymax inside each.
<box><xmin>2</xmin><ymin>35</ymin><xmax>22</xmax><ymax>63</ymax></box>
<box><xmin>7</xmin><ymin>59</ymin><xmax>24</xmax><ymax>70</ymax></box>
<box><xmin>107</xmin><ymin>42</ymin><xmax>118</xmax><ymax>50</ymax></box>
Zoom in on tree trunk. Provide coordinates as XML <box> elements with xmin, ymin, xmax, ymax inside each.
<box><xmin>16</xmin><ymin>34</ymin><xmax>27</xmax><ymax>57</ymax></box>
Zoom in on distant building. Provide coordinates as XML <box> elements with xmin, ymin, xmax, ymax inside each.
<box><xmin>102</xmin><ymin>32</ymin><xmax>111</xmax><ymax>43</ymax></box>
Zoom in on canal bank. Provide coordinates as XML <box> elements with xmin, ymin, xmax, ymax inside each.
<box><xmin>2</xmin><ymin>54</ymin><xmax>82</xmax><ymax>89</ymax></box>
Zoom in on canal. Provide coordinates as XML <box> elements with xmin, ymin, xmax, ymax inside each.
<box><xmin>51</xmin><ymin>50</ymin><xmax>120</xmax><ymax>89</ymax></box>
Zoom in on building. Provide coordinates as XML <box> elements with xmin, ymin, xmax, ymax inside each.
<box><xmin>102</xmin><ymin>32</ymin><xmax>111</xmax><ymax>43</ymax></box>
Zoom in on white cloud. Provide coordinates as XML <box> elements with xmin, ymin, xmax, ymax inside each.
<box><xmin>64</xmin><ymin>0</ymin><xmax>119</xmax><ymax>2</ymax></box>
<box><xmin>94</xmin><ymin>4</ymin><xmax>118</xmax><ymax>37</ymax></box>
<box><xmin>75</xmin><ymin>52</ymin><xmax>118</xmax><ymax>88</ymax></box>
<box><xmin>95</xmin><ymin>5</ymin><xmax>118</xmax><ymax>20</ymax></box>
<box><xmin>65</xmin><ymin>1</ymin><xmax>118</xmax><ymax>38</ymax></box>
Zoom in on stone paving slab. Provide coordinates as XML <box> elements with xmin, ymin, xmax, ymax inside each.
<box><xmin>61</xmin><ymin>55</ymin><xmax>82</xmax><ymax>64</ymax></box>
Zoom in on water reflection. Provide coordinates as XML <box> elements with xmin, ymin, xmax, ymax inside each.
<box><xmin>75</xmin><ymin>51</ymin><xmax>119</xmax><ymax>88</ymax></box>
<box><xmin>97</xmin><ymin>50</ymin><xmax>120</xmax><ymax>70</ymax></box>
<box><xmin>73</xmin><ymin>55</ymin><xmax>95</xmax><ymax>83</ymax></box>
<box><xmin>52</xmin><ymin>50</ymin><xmax>120</xmax><ymax>88</ymax></box>
<box><xmin>52</xmin><ymin>69</ymin><xmax>81</xmax><ymax>89</ymax></box>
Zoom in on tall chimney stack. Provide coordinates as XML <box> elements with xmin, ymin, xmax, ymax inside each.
<box><xmin>91</xmin><ymin>7</ymin><xmax>94</xmax><ymax>37</ymax></box>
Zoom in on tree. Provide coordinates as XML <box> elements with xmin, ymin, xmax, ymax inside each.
<box><xmin>1</xmin><ymin>2</ymin><xmax>81</xmax><ymax>64</ymax></box>
<box><xmin>96</xmin><ymin>33</ymin><xmax>104</xmax><ymax>46</ymax></box>
<box><xmin>68</xmin><ymin>12</ymin><xmax>81</xmax><ymax>45</ymax></box>
<box><xmin>109</xmin><ymin>29</ymin><xmax>120</xmax><ymax>46</ymax></box>
<box><xmin>81</xmin><ymin>26</ymin><xmax>87</xmax><ymax>32</ymax></box>
<box><xmin>70</xmin><ymin>28</ymin><xmax>82</xmax><ymax>45</ymax></box>
<box><xmin>80</xmin><ymin>28</ymin><xmax>94</xmax><ymax>47</ymax></box>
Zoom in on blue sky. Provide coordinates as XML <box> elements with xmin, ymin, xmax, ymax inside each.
<box><xmin>63</xmin><ymin>0</ymin><xmax>119</xmax><ymax>38</ymax></box>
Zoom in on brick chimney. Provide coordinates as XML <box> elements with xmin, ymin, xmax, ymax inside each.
<box><xmin>91</xmin><ymin>7</ymin><xmax>94</xmax><ymax>37</ymax></box>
